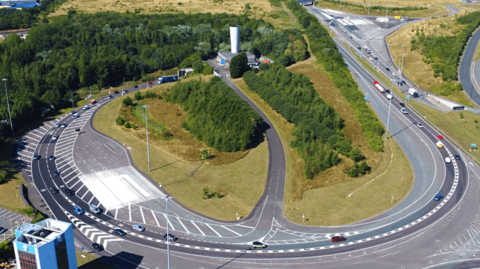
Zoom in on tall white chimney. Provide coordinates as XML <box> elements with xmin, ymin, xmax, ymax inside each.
<box><xmin>230</xmin><ymin>26</ymin><xmax>240</xmax><ymax>54</ymax></box>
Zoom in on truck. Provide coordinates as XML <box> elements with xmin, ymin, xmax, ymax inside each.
<box><xmin>158</xmin><ymin>75</ymin><xmax>178</xmax><ymax>84</ymax></box>
<box><xmin>89</xmin><ymin>204</ymin><xmax>101</xmax><ymax>214</ymax></box>
<box><xmin>408</xmin><ymin>88</ymin><xmax>419</xmax><ymax>98</ymax></box>
<box><xmin>373</xmin><ymin>81</ymin><xmax>385</xmax><ymax>93</ymax></box>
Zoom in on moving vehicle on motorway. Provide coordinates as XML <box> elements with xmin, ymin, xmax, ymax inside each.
<box><xmin>108</xmin><ymin>95</ymin><xmax>113</xmax><ymax>99</ymax></box>
<box><xmin>438</xmin><ymin>135</ymin><xmax>444</xmax><ymax>140</ymax></box>
<box><xmin>55</xmin><ymin>123</ymin><xmax>60</xmax><ymax>127</ymax></box>
<box><xmin>49</xmin><ymin>187</ymin><xmax>59</xmax><ymax>194</ymax></box>
<box><xmin>73</xmin><ymin>114</ymin><xmax>79</xmax><ymax>118</ymax></box>
<box><xmin>164</xmin><ymin>234</ymin><xmax>177</xmax><ymax>241</ymax></box>
<box><xmin>83</xmin><ymin>105</ymin><xmax>90</xmax><ymax>110</ymax></box>
<box><xmin>92</xmin><ymin>243</ymin><xmax>104</xmax><ymax>251</ymax></box>
<box><xmin>134</xmin><ymin>85</ymin><xmax>139</xmax><ymax>88</ymax></box>
<box><xmin>49</xmin><ymin>155</ymin><xmax>55</xmax><ymax>161</ymax></box>
<box><xmin>373</xmin><ymin>81</ymin><xmax>385</xmax><ymax>93</ymax></box>
<box><xmin>73</xmin><ymin>206</ymin><xmax>84</xmax><ymax>215</ymax></box>
<box><xmin>369</xmin><ymin>57</ymin><xmax>373</xmax><ymax>61</ymax></box>
<box><xmin>436</xmin><ymin>141</ymin><xmax>444</xmax><ymax>148</ymax></box>
<box><xmin>392</xmin><ymin>72</ymin><xmax>397</xmax><ymax>76</ymax></box>
<box><xmin>70</xmin><ymin>111</ymin><xmax>76</xmax><ymax>115</ymax></box>
<box><xmin>90</xmin><ymin>204</ymin><xmax>101</xmax><ymax>214</ymax></box>
<box><xmin>53</xmin><ymin>170</ymin><xmax>60</xmax><ymax>176</ymax></box>
<box><xmin>434</xmin><ymin>194</ymin><xmax>443</xmax><ymax>201</ymax></box>
<box><xmin>33</xmin><ymin>153</ymin><xmax>39</xmax><ymax>160</ymax></box>
<box><xmin>0</xmin><ymin>227</ymin><xmax>6</xmax><ymax>234</ymax></box>
<box><xmin>133</xmin><ymin>224</ymin><xmax>145</xmax><ymax>232</ymax></box>
<box><xmin>64</xmin><ymin>188</ymin><xmax>74</xmax><ymax>196</ymax></box>
<box><xmin>386</xmin><ymin>67</ymin><xmax>390</xmax><ymax>71</ymax></box>
<box><xmin>147</xmin><ymin>81</ymin><xmax>153</xmax><ymax>85</ymax></box>
<box><xmin>331</xmin><ymin>236</ymin><xmax>347</xmax><ymax>242</ymax></box>
<box><xmin>417</xmin><ymin>123</ymin><xmax>423</xmax><ymax>128</ymax></box>
<box><xmin>386</xmin><ymin>94</ymin><xmax>393</xmax><ymax>99</ymax></box>
<box><xmin>114</xmin><ymin>90</ymin><xmax>119</xmax><ymax>94</ymax></box>
<box><xmin>52</xmin><ymin>135</ymin><xmax>58</xmax><ymax>141</ymax></box>
<box><xmin>399</xmin><ymin>102</ymin><xmax>405</xmax><ymax>107</ymax></box>
<box><xmin>252</xmin><ymin>241</ymin><xmax>267</xmax><ymax>248</ymax></box>
<box><xmin>114</xmin><ymin>229</ymin><xmax>126</xmax><ymax>236</ymax></box>
<box><xmin>90</xmin><ymin>99</ymin><xmax>96</xmax><ymax>104</ymax></box>
<box><xmin>123</xmin><ymin>90</ymin><xmax>129</xmax><ymax>94</ymax></box>
<box><xmin>455</xmin><ymin>154</ymin><xmax>461</xmax><ymax>160</ymax></box>
<box><xmin>408</xmin><ymin>88</ymin><xmax>419</xmax><ymax>98</ymax></box>
<box><xmin>418</xmin><ymin>93</ymin><xmax>424</xmax><ymax>98</ymax></box>
<box><xmin>60</xmin><ymin>124</ymin><xmax>66</xmax><ymax>128</ymax></box>
<box><xmin>445</xmin><ymin>157</ymin><xmax>451</xmax><ymax>163</ymax></box>
<box><xmin>401</xmin><ymin>108</ymin><xmax>408</xmax><ymax>114</ymax></box>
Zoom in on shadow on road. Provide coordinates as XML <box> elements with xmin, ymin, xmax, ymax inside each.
<box><xmin>151</xmin><ymin>160</ymin><xmax>181</xmax><ymax>172</ymax></box>
<box><xmin>217</xmin><ymin>252</ymin><xmax>248</xmax><ymax>269</ymax></box>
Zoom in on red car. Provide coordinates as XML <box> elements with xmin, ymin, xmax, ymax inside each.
<box><xmin>437</xmin><ymin>135</ymin><xmax>444</xmax><ymax>140</ymax></box>
<box><xmin>147</xmin><ymin>81</ymin><xmax>153</xmax><ymax>85</ymax></box>
<box><xmin>331</xmin><ymin>236</ymin><xmax>346</xmax><ymax>243</ymax></box>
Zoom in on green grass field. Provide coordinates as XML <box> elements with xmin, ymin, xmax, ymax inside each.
<box><xmin>474</xmin><ymin>41</ymin><xmax>480</xmax><ymax>62</ymax></box>
<box><xmin>0</xmin><ymin>138</ymin><xmax>27</xmax><ymax>212</ymax></box>
<box><xmin>93</xmin><ymin>87</ymin><xmax>269</xmax><ymax>221</ymax></box>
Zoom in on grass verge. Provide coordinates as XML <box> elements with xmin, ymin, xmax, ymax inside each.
<box><xmin>0</xmin><ymin>138</ymin><xmax>27</xmax><ymax>212</ymax></box>
<box><xmin>93</xmin><ymin>81</ymin><xmax>268</xmax><ymax>221</ymax></box>
<box><xmin>474</xmin><ymin>41</ymin><xmax>480</xmax><ymax>63</ymax></box>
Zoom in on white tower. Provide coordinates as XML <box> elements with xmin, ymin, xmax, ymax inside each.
<box><xmin>230</xmin><ymin>26</ymin><xmax>240</xmax><ymax>54</ymax></box>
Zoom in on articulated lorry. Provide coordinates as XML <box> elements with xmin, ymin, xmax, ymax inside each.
<box><xmin>408</xmin><ymin>88</ymin><xmax>419</xmax><ymax>98</ymax></box>
<box><xmin>373</xmin><ymin>81</ymin><xmax>385</xmax><ymax>93</ymax></box>
<box><xmin>158</xmin><ymin>75</ymin><xmax>178</xmax><ymax>84</ymax></box>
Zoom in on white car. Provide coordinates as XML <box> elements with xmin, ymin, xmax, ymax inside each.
<box><xmin>417</xmin><ymin>123</ymin><xmax>423</xmax><ymax>128</ymax></box>
<box><xmin>445</xmin><ymin>157</ymin><xmax>451</xmax><ymax>163</ymax></box>
<box><xmin>401</xmin><ymin>108</ymin><xmax>408</xmax><ymax>114</ymax></box>
<box><xmin>83</xmin><ymin>105</ymin><xmax>90</xmax><ymax>110</ymax></box>
<box><xmin>52</xmin><ymin>135</ymin><xmax>58</xmax><ymax>140</ymax></box>
<box><xmin>133</xmin><ymin>224</ymin><xmax>145</xmax><ymax>232</ymax></box>
<box><xmin>369</xmin><ymin>57</ymin><xmax>373</xmax><ymax>61</ymax></box>
<box><xmin>386</xmin><ymin>94</ymin><xmax>393</xmax><ymax>99</ymax></box>
<box><xmin>392</xmin><ymin>72</ymin><xmax>397</xmax><ymax>76</ymax></box>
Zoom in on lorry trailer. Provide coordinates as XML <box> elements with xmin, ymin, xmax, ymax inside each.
<box><xmin>373</xmin><ymin>81</ymin><xmax>385</xmax><ymax>93</ymax></box>
<box><xmin>158</xmin><ymin>75</ymin><xmax>178</xmax><ymax>84</ymax></box>
<box><xmin>408</xmin><ymin>88</ymin><xmax>419</xmax><ymax>98</ymax></box>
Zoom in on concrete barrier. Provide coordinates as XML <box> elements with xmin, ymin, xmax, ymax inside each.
<box><xmin>19</xmin><ymin>183</ymin><xmax>30</xmax><ymax>207</ymax></box>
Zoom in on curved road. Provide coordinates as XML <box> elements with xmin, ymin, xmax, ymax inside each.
<box><xmin>459</xmin><ymin>26</ymin><xmax>480</xmax><ymax>106</ymax></box>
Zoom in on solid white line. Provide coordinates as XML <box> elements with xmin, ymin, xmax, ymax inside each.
<box><xmin>163</xmin><ymin>214</ymin><xmax>175</xmax><ymax>230</ymax></box>
<box><xmin>235</xmin><ymin>224</ymin><xmax>255</xmax><ymax>229</ymax></box>
<box><xmin>88</xmin><ymin>195</ymin><xmax>95</xmax><ymax>205</ymax></box>
<box><xmin>205</xmin><ymin>224</ymin><xmax>222</xmax><ymax>237</ymax></box>
<box><xmin>63</xmin><ymin>169</ymin><xmax>79</xmax><ymax>181</ymax></box>
<box><xmin>177</xmin><ymin>217</ymin><xmax>190</xmax><ymax>234</ymax></box>
<box><xmin>152</xmin><ymin>211</ymin><xmax>160</xmax><ymax>227</ymax></box>
<box><xmin>66</xmin><ymin>176</ymin><xmax>78</xmax><ymax>185</ymax></box>
<box><xmin>24</xmin><ymin>136</ymin><xmax>39</xmax><ymax>142</ymax></box>
<box><xmin>76</xmin><ymin>184</ymin><xmax>85</xmax><ymax>193</ymax></box>
<box><xmin>129</xmin><ymin>203</ymin><xmax>132</xmax><ymax>222</ymax></box>
<box><xmin>115</xmin><ymin>208</ymin><xmax>119</xmax><ymax>219</ymax></box>
<box><xmin>221</xmin><ymin>225</ymin><xmax>242</xmax><ymax>236</ymax></box>
<box><xmin>58</xmin><ymin>160</ymin><xmax>73</xmax><ymax>170</ymax></box>
<box><xmin>140</xmin><ymin>207</ymin><xmax>146</xmax><ymax>224</ymax></box>
<box><xmin>191</xmin><ymin>221</ymin><xmax>205</xmax><ymax>236</ymax></box>
<box><xmin>70</xmin><ymin>179</ymin><xmax>82</xmax><ymax>188</ymax></box>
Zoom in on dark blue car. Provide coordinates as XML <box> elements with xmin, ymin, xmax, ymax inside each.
<box><xmin>434</xmin><ymin>194</ymin><xmax>442</xmax><ymax>201</ymax></box>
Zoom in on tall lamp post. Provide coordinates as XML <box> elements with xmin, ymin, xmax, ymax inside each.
<box><xmin>163</xmin><ymin>195</ymin><xmax>173</xmax><ymax>269</ymax></box>
<box><xmin>122</xmin><ymin>77</ymin><xmax>125</xmax><ymax>91</ymax></box>
<box><xmin>2</xmin><ymin>78</ymin><xmax>14</xmax><ymax>137</ymax></box>
<box><xmin>368</xmin><ymin>0</ymin><xmax>371</xmax><ymax>16</ymax></box>
<box><xmin>385</xmin><ymin>80</ymin><xmax>394</xmax><ymax>140</ymax></box>
<box><xmin>143</xmin><ymin>105</ymin><xmax>151</xmax><ymax>172</ymax></box>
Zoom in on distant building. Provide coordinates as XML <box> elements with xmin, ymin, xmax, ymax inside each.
<box><xmin>14</xmin><ymin>218</ymin><xmax>78</xmax><ymax>269</ymax></box>
<box><xmin>217</xmin><ymin>26</ymin><xmax>257</xmax><ymax>68</ymax></box>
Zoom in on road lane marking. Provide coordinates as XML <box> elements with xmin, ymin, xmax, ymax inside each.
<box><xmin>140</xmin><ymin>206</ymin><xmax>146</xmax><ymax>224</ymax></box>
<box><xmin>152</xmin><ymin>211</ymin><xmax>160</xmax><ymax>227</ymax></box>
<box><xmin>191</xmin><ymin>221</ymin><xmax>205</xmax><ymax>236</ymax></box>
<box><xmin>177</xmin><ymin>217</ymin><xmax>189</xmax><ymax>234</ymax></box>
<box><xmin>163</xmin><ymin>214</ymin><xmax>175</xmax><ymax>230</ymax></box>
<box><xmin>221</xmin><ymin>226</ymin><xmax>242</xmax><ymax>236</ymax></box>
<box><xmin>205</xmin><ymin>224</ymin><xmax>222</xmax><ymax>237</ymax></box>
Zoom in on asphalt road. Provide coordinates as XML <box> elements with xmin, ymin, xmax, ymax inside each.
<box><xmin>458</xmin><ymin>26</ymin><xmax>480</xmax><ymax>106</ymax></box>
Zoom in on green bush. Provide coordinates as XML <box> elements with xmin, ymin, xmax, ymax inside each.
<box><xmin>116</xmin><ymin>117</ymin><xmax>126</xmax><ymax>126</ymax></box>
<box><xmin>230</xmin><ymin>52</ymin><xmax>250</xmax><ymax>78</ymax></box>
<box><xmin>286</xmin><ymin>0</ymin><xmax>384</xmax><ymax>152</ymax></box>
<box><xmin>193</xmin><ymin>61</ymin><xmax>204</xmax><ymax>74</ymax></box>
<box><xmin>124</xmin><ymin>121</ymin><xmax>132</xmax><ymax>128</ymax></box>
<box><xmin>203</xmin><ymin>66</ymin><xmax>214</xmax><ymax>75</ymax></box>
<box><xmin>122</xmin><ymin>96</ymin><xmax>133</xmax><ymax>107</ymax></box>
<box><xmin>134</xmin><ymin>91</ymin><xmax>142</xmax><ymax>100</ymax></box>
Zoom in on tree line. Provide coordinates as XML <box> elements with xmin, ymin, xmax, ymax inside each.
<box><xmin>286</xmin><ymin>0</ymin><xmax>384</xmax><ymax>152</ymax></box>
<box><xmin>0</xmin><ymin>11</ymin><xmax>304</xmax><ymax>136</ymax></box>
<box><xmin>243</xmin><ymin>65</ymin><xmax>364</xmax><ymax>178</ymax></box>
<box><xmin>0</xmin><ymin>0</ymin><xmax>67</xmax><ymax>31</ymax></box>
<box><xmin>411</xmin><ymin>11</ymin><xmax>480</xmax><ymax>83</ymax></box>
<box><xmin>165</xmin><ymin>77</ymin><xmax>264</xmax><ymax>152</ymax></box>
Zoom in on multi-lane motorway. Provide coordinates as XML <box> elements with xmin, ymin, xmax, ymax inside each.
<box><xmin>12</xmin><ymin>6</ymin><xmax>480</xmax><ymax>269</ymax></box>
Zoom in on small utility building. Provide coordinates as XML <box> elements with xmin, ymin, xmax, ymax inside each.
<box><xmin>217</xmin><ymin>26</ymin><xmax>256</xmax><ymax>68</ymax></box>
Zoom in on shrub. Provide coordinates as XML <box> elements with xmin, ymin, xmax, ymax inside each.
<box><xmin>134</xmin><ymin>91</ymin><xmax>142</xmax><ymax>100</ymax></box>
<box><xmin>124</xmin><ymin>121</ymin><xmax>132</xmax><ymax>128</ymax></box>
<box><xmin>122</xmin><ymin>96</ymin><xmax>133</xmax><ymax>106</ymax></box>
<box><xmin>116</xmin><ymin>117</ymin><xmax>126</xmax><ymax>126</ymax></box>
<box><xmin>230</xmin><ymin>52</ymin><xmax>250</xmax><ymax>78</ymax></box>
<box><xmin>193</xmin><ymin>60</ymin><xmax>204</xmax><ymax>74</ymax></box>
<box><xmin>203</xmin><ymin>66</ymin><xmax>214</xmax><ymax>75</ymax></box>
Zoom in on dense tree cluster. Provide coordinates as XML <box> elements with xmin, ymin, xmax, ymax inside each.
<box><xmin>165</xmin><ymin>77</ymin><xmax>263</xmax><ymax>152</ymax></box>
<box><xmin>286</xmin><ymin>0</ymin><xmax>384</xmax><ymax>152</ymax></box>
<box><xmin>411</xmin><ymin>11</ymin><xmax>480</xmax><ymax>83</ymax></box>
<box><xmin>0</xmin><ymin>11</ymin><xmax>304</xmax><ymax>136</ymax></box>
<box><xmin>230</xmin><ymin>52</ymin><xmax>250</xmax><ymax>78</ymax></box>
<box><xmin>244</xmin><ymin>65</ymin><xmax>363</xmax><ymax>178</ymax></box>
<box><xmin>0</xmin><ymin>0</ymin><xmax>67</xmax><ymax>31</ymax></box>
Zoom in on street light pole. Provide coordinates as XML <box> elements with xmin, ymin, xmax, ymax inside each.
<box><xmin>385</xmin><ymin>80</ymin><xmax>394</xmax><ymax>140</ymax></box>
<box><xmin>122</xmin><ymin>77</ymin><xmax>125</xmax><ymax>91</ymax></box>
<box><xmin>368</xmin><ymin>0</ymin><xmax>371</xmax><ymax>16</ymax></box>
<box><xmin>385</xmin><ymin>0</ymin><xmax>389</xmax><ymax>28</ymax></box>
<box><xmin>2</xmin><ymin>78</ymin><xmax>14</xmax><ymax>137</ymax></box>
<box><xmin>143</xmin><ymin>105</ymin><xmax>150</xmax><ymax>172</ymax></box>
<box><xmin>339</xmin><ymin>0</ymin><xmax>342</xmax><ymax>11</ymax></box>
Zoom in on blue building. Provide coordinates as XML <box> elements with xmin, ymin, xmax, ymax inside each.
<box><xmin>13</xmin><ymin>218</ymin><xmax>78</xmax><ymax>269</ymax></box>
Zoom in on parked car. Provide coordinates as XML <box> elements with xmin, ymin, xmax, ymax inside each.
<box><xmin>164</xmin><ymin>233</ymin><xmax>177</xmax><ymax>241</ymax></box>
<box><xmin>252</xmin><ymin>241</ymin><xmax>267</xmax><ymax>248</ymax></box>
<box><xmin>50</xmin><ymin>187</ymin><xmax>59</xmax><ymax>194</ymax></box>
<box><xmin>434</xmin><ymin>194</ymin><xmax>443</xmax><ymax>201</ymax></box>
<box><xmin>92</xmin><ymin>243</ymin><xmax>104</xmax><ymax>251</ymax></box>
<box><xmin>331</xmin><ymin>236</ymin><xmax>347</xmax><ymax>243</ymax></box>
<box><xmin>33</xmin><ymin>153</ymin><xmax>39</xmax><ymax>160</ymax></box>
<box><xmin>114</xmin><ymin>229</ymin><xmax>126</xmax><ymax>236</ymax></box>
<box><xmin>73</xmin><ymin>206</ymin><xmax>84</xmax><ymax>215</ymax></box>
<box><xmin>133</xmin><ymin>224</ymin><xmax>145</xmax><ymax>232</ymax></box>
<box><xmin>64</xmin><ymin>188</ymin><xmax>74</xmax><ymax>196</ymax></box>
